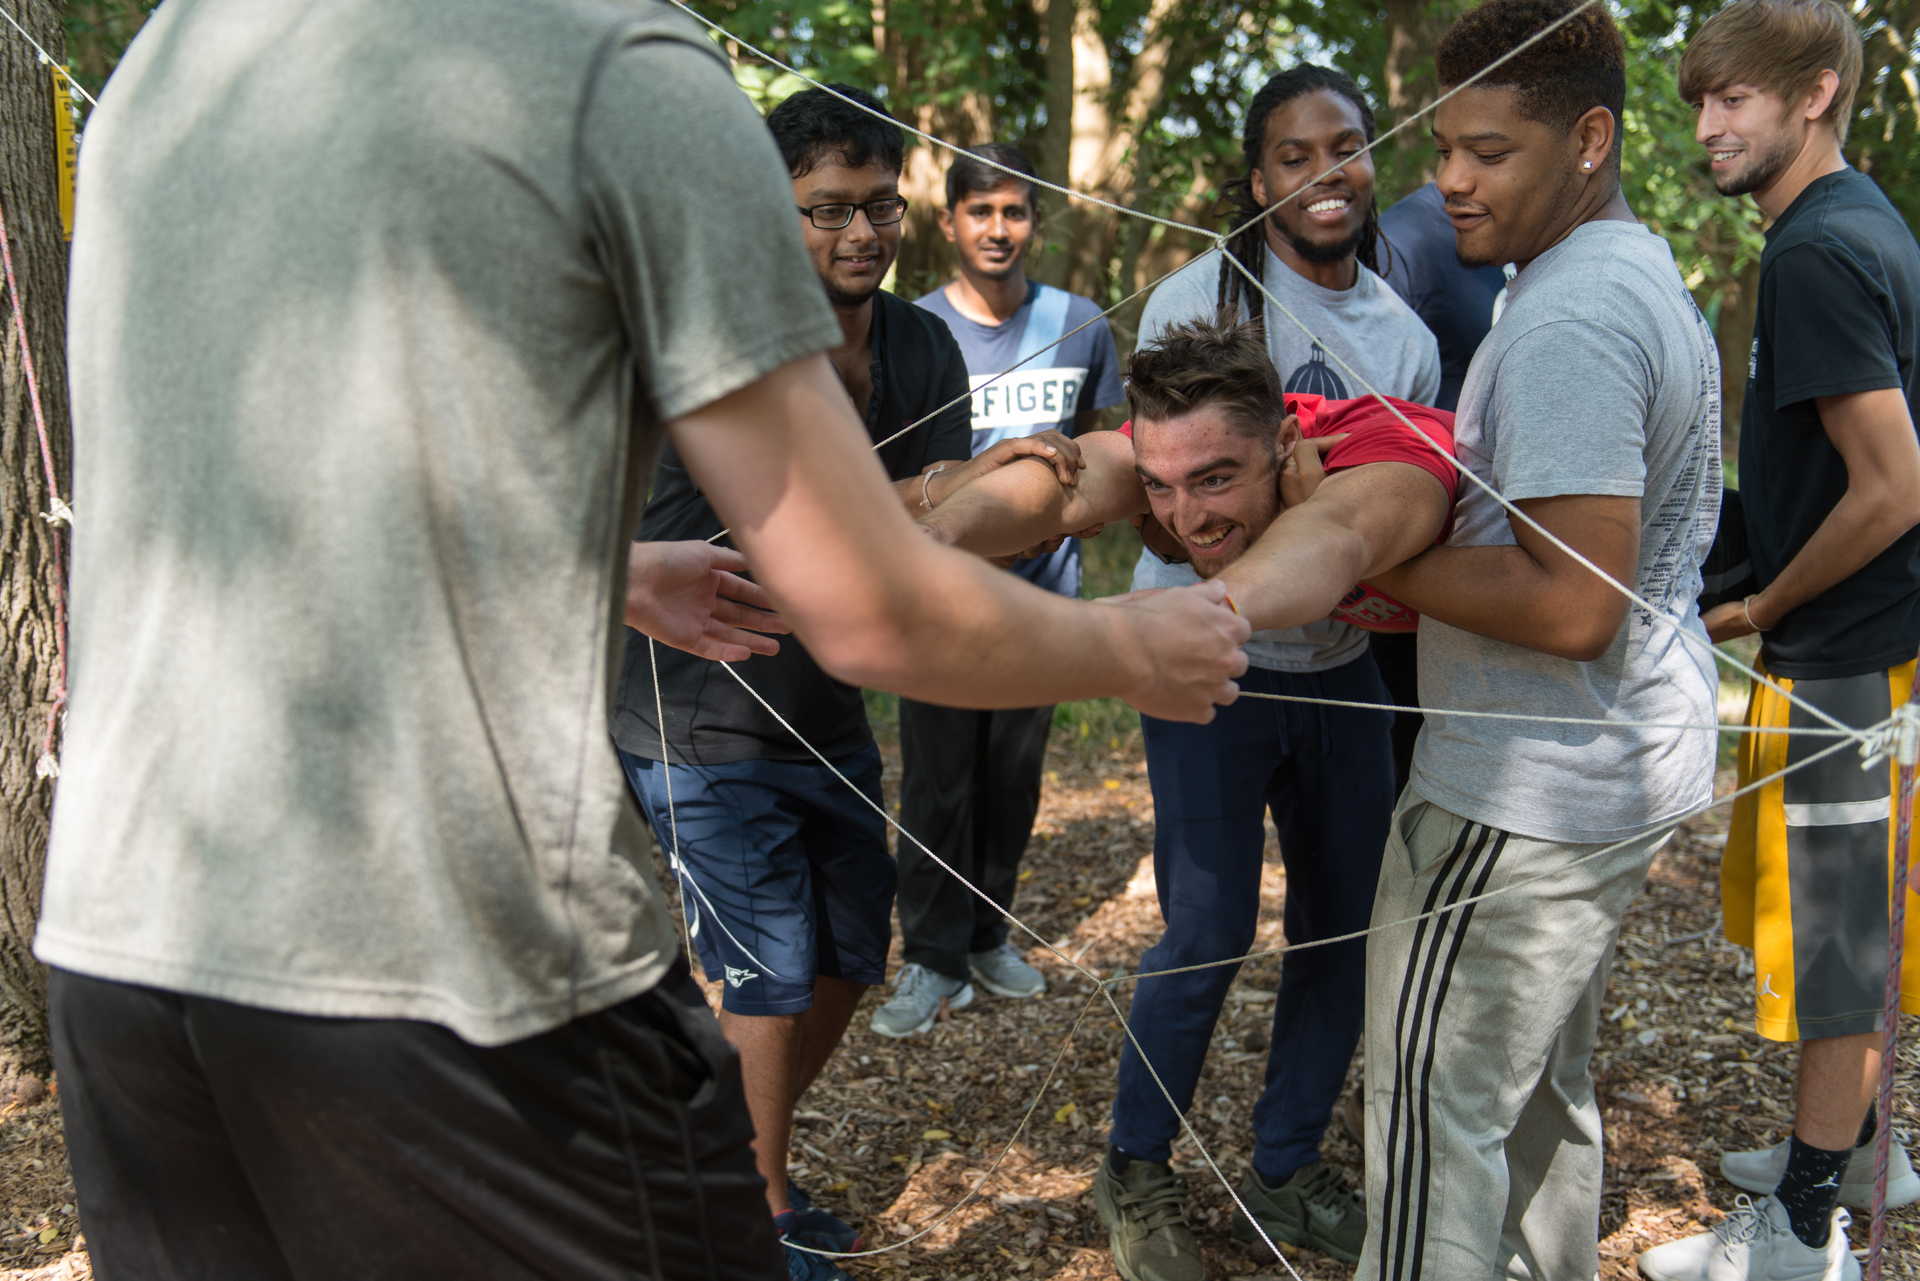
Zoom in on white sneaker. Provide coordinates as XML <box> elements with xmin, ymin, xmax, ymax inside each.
<box><xmin>1720</xmin><ymin>1136</ymin><xmax>1920</xmax><ymax>1210</ymax></box>
<box><xmin>968</xmin><ymin>941</ymin><xmax>1046</xmax><ymax>998</ymax></box>
<box><xmin>1636</xmin><ymin>1195</ymin><xmax>1859</xmax><ymax>1281</ymax></box>
<box><xmin>868</xmin><ymin>963</ymin><xmax>973</xmax><ymax>1038</ymax></box>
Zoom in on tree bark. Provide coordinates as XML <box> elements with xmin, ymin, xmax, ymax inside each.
<box><xmin>1380</xmin><ymin>0</ymin><xmax>1444</xmax><ymax>201</ymax></box>
<box><xmin>0</xmin><ymin>0</ymin><xmax>72</xmax><ymax>1081</ymax></box>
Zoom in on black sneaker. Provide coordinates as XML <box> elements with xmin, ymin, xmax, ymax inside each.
<box><xmin>1092</xmin><ymin>1155</ymin><xmax>1205</xmax><ymax>1281</ymax></box>
<box><xmin>1229</xmin><ymin>1160</ymin><xmax>1366</xmax><ymax>1264</ymax></box>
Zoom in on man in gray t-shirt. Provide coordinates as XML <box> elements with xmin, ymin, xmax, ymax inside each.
<box><xmin>36</xmin><ymin>2</ymin><xmax>1254</xmax><ymax>1274</ymax></box>
<box><xmin>1353</xmin><ymin>3</ymin><xmax>1719</xmax><ymax>1278</ymax></box>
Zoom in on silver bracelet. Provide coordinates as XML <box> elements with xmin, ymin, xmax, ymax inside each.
<box><xmin>1742</xmin><ymin>594</ymin><xmax>1770</xmax><ymax>633</ymax></box>
<box><xmin>920</xmin><ymin>462</ymin><xmax>949</xmax><ymax>510</ymax></box>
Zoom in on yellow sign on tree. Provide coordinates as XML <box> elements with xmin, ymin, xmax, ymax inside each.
<box><xmin>51</xmin><ymin>65</ymin><xmax>76</xmax><ymax>241</ymax></box>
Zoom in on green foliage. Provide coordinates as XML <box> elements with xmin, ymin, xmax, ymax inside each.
<box><xmin>1616</xmin><ymin>6</ymin><xmax>1769</xmax><ymax>310</ymax></box>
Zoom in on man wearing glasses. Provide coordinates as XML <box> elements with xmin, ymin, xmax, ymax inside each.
<box><xmin>607</xmin><ymin>84</ymin><xmax>1071</xmax><ymax>1281</ymax></box>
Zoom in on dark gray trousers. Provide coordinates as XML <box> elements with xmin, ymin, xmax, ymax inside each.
<box><xmin>895</xmin><ymin>699</ymin><xmax>1053</xmax><ymax>981</ymax></box>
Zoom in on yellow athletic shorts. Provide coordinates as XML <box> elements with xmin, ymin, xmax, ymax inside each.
<box><xmin>1725</xmin><ymin>660</ymin><xmax>1920</xmax><ymax>1040</ymax></box>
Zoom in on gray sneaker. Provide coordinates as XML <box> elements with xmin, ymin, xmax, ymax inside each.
<box><xmin>1637</xmin><ymin>1194</ymin><xmax>1858</xmax><ymax>1281</ymax></box>
<box><xmin>1093</xmin><ymin>1156</ymin><xmax>1204</xmax><ymax>1281</ymax></box>
<box><xmin>968</xmin><ymin>941</ymin><xmax>1046</xmax><ymax>998</ymax></box>
<box><xmin>868</xmin><ymin>963</ymin><xmax>973</xmax><ymax>1038</ymax></box>
<box><xmin>1229</xmin><ymin>1160</ymin><xmax>1367</xmax><ymax>1264</ymax></box>
<box><xmin>1720</xmin><ymin>1135</ymin><xmax>1920</xmax><ymax>1210</ymax></box>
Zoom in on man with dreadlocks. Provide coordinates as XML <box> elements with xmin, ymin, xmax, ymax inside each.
<box><xmin>1077</xmin><ymin>63</ymin><xmax>1439</xmax><ymax>1276</ymax></box>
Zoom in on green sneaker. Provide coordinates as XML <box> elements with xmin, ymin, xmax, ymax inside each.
<box><xmin>1228</xmin><ymin>1160</ymin><xmax>1366</xmax><ymax>1264</ymax></box>
<box><xmin>1093</xmin><ymin>1156</ymin><xmax>1205</xmax><ymax>1281</ymax></box>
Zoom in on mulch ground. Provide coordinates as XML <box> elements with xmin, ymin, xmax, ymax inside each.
<box><xmin>2</xmin><ymin>733</ymin><xmax>1914</xmax><ymax>1280</ymax></box>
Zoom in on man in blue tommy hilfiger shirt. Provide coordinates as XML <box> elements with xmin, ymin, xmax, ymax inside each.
<box><xmin>871</xmin><ymin>144</ymin><xmax>1126</xmax><ymax>1038</ymax></box>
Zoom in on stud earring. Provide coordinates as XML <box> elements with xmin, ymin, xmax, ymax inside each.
<box><xmin>1583</xmin><ymin>160</ymin><xmax>1593</xmax><ymax>170</ymax></box>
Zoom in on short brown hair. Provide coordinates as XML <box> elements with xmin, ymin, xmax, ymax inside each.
<box><xmin>1436</xmin><ymin>0</ymin><xmax>1627</xmax><ymax>162</ymax></box>
<box><xmin>1125</xmin><ymin>312</ymin><xmax>1287</xmax><ymax>448</ymax></box>
<box><xmin>1678</xmin><ymin>0</ymin><xmax>1863</xmax><ymax>143</ymax></box>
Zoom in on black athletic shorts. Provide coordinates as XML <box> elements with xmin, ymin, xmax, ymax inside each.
<box><xmin>49</xmin><ymin>961</ymin><xmax>783</xmax><ymax>1280</ymax></box>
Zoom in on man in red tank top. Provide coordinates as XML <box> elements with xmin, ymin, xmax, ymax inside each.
<box><xmin>918</xmin><ymin>315</ymin><xmax>1459</xmax><ymax>1269</ymax></box>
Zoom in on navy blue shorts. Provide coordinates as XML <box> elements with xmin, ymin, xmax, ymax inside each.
<box><xmin>620</xmin><ymin>745</ymin><xmax>897</xmax><ymax>1016</ymax></box>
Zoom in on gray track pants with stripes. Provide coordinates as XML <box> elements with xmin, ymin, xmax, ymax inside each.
<box><xmin>1357</xmin><ymin>791</ymin><xmax>1673</xmax><ymax>1281</ymax></box>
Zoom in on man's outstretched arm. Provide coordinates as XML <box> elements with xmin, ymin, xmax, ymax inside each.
<box><xmin>668</xmin><ymin>357</ymin><xmax>1249</xmax><ymax>722</ymax></box>
<box><xmin>1369</xmin><ymin>494</ymin><xmax>1641</xmax><ymax>661</ymax></box>
<box><xmin>1218</xmin><ymin>462</ymin><xmax>1450</xmax><ymax>631</ymax></box>
<box><xmin>915</xmin><ymin>431</ymin><xmax>1147</xmax><ymax>558</ymax></box>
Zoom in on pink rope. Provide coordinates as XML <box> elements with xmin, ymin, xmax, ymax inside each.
<box><xmin>1866</xmin><ymin>682</ymin><xmax>1919</xmax><ymax>1281</ymax></box>
<box><xmin>0</xmin><ymin>198</ymin><xmax>69</xmax><ymax>763</ymax></box>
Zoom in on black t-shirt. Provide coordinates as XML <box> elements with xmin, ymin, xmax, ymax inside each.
<box><xmin>1741</xmin><ymin>168</ymin><xmax>1920</xmax><ymax>679</ymax></box>
<box><xmin>610</xmin><ymin>288</ymin><xmax>974</xmax><ymax>764</ymax></box>
<box><xmin>1377</xmin><ymin>183</ymin><xmax>1509</xmax><ymax>414</ymax></box>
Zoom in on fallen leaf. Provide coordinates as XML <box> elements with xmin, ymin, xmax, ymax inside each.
<box><xmin>1053</xmin><ymin>1102</ymin><xmax>1077</xmax><ymax>1124</ymax></box>
<box><xmin>923</xmin><ymin>1129</ymin><xmax>952</xmax><ymax>1141</ymax></box>
<box><xmin>1102</xmin><ymin>779</ymin><xmax>1121</xmax><ymax>790</ymax></box>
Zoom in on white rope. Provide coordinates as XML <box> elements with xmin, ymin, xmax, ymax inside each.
<box><xmin>1236</xmin><ymin>688</ymin><xmax>1854</xmax><ymax>737</ymax></box>
<box><xmin>647</xmin><ymin>638</ymin><xmax>790</xmax><ymax>981</ymax></box>
<box><xmin>1223</xmin><ymin>253</ymin><xmax>1869</xmax><ymax>745</ymax></box>
<box><xmin>0</xmin><ymin>2</ymin><xmax>98</xmax><ymax>106</ymax></box>
<box><xmin>1122</xmin><ymin>729</ymin><xmax>1865</xmax><ymax>984</ymax></box>
<box><xmin>707</xmin><ymin>657</ymin><xmax>1307</xmax><ymax>1272</ymax></box>
<box><xmin>644</xmin><ymin>1</ymin><xmax>1879</xmax><ymax>1266</ymax></box>
<box><xmin>706</xmin><ymin>654</ymin><xmax>1886</xmax><ymax>1265</ymax></box>
<box><xmin>668</xmin><ymin>1</ymin><xmax>1199</xmax><ymax>236</ymax></box>
<box><xmin>685</xmin><ymin>0</ymin><xmax>1616</xmax><ymax>536</ymax></box>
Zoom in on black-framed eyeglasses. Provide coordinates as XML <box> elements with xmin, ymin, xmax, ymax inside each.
<box><xmin>796</xmin><ymin>197</ymin><xmax>909</xmax><ymax>230</ymax></box>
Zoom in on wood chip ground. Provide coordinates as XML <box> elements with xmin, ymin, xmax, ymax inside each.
<box><xmin>3</xmin><ymin>738</ymin><xmax>1913</xmax><ymax>1279</ymax></box>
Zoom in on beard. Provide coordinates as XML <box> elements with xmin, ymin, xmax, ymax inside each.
<box><xmin>825</xmin><ymin>277</ymin><xmax>883</xmax><ymax>308</ymax></box>
<box><xmin>1269</xmin><ymin>210</ymin><xmax>1368</xmax><ymax>266</ymax></box>
<box><xmin>1713</xmin><ymin>130</ymin><xmax>1800</xmax><ymax>197</ymax></box>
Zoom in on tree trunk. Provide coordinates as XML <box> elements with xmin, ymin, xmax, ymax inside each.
<box><xmin>0</xmin><ymin>0</ymin><xmax>72</xmax><ymax>1081</ymax></box>
<box><xmin>1380</xmin><ymin>0</ymin><xmax>1444</xmax><ymax>201</ymax></box>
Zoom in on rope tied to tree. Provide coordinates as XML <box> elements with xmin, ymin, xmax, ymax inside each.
<box><xmin>0</xmin><ymin>197</ymin><xmax>68</xmax><ymax>780</ymax></box>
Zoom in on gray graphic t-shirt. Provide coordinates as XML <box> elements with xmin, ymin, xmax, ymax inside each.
<box><xmin>916</xmin><ymin>282</ymin><xmax>1124</xmax><ymax>596</ymax></box>
<box><xmin>1131</xmin><ymin>244</ymin><xmax>1442</xmax><ymax>672</ymax></box>
<box><xmin>1413</xmin><ymin>220</ymin><xmax>1721</xmax><ymax>844</ymax></box>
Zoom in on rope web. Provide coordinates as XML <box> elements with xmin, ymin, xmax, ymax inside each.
<box><xmin>647</xmin><ymin>1</ymin><xmax>1912</xmax><ymax>1272</ymax></box>
<box><xmin>0</xmin><ymin>0</ymin><xmax>1902</xmax><ymax>1270</ymax></box>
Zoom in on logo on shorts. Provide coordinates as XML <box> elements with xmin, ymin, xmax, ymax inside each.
<box><xmin>1759</xmin><ymin>972</ymin><xmax>1782</xmax><ymax>1000</ymax></box>
<box><xmin>725</xmin><ymin>965</ymin><xmax>759</xmax><ymax>988</ymax></box>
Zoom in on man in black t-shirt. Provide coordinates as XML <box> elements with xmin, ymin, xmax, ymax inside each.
<box><xmin>1642</xmin><ymin>4</ymin><xmax>1920</xmax><ymax>1278</ymax></box>
<box><xmin>606</xmin><ymin>87</ymin><xmax>1075</xmax><ymax>1281</ymax></box>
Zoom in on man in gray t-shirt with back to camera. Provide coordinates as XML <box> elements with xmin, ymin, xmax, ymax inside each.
<box><xmin>34</xmin><ymin>2</ymin><xmax>1255</xmax><ymax>1276</ymax></box>
<box><xmin>1357</xmin><ymin>1</ymin><xmax>1720</xmax><ymax>1277</ymax></box>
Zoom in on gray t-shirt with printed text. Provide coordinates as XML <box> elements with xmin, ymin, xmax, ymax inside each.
<box><xmin>35</xmin><ymin>0</ymin><xmax>841</xmax><ymax>1046</ymax></box>
<box><xmin>1412</xmin><ymin>221</ymin><xmax>1721</xmax><ymax>844</ymax></box>
<box><xmin>1130</xmin><ymin>244</ymin><xmax>1442</xmax><ymax>672</ymax></box>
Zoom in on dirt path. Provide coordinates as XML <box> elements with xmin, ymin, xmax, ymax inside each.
<box><xmin>2</xmin><ymin>737</ymin><xmax>1913</xmax><ymax>1279</ymax></box>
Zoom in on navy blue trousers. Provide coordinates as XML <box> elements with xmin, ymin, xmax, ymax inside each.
<box><xmin>1112</xmin><ymin>654</ymin><xmax>1395</xmax><ymax>1181</ymax></box>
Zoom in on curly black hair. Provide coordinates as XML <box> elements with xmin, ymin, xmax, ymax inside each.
<box><xmin>1435</xmin><ymin>0</ymin><xmax>1626</xmax><ymax>159</ymax></box>
<box><xmin>1215</xmin><ymin>64</ymin><xmax>1388</xmax><ymax>336</ymax></box>
<box><xmin>766</xmin><ymin>84</ymin><xmax>905</xmax><ymax>179</ymax></box>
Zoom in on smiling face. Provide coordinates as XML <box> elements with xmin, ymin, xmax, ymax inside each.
<box><xmin>792</xmin><ymin>155</ymin><xmax>903</xmax><ymax>308</ymax></box>
<box><xmin>1248</xmin><ymin>88</ymin><xmax>1375</xmax><ymax>268</ymax></box>
<box><xmin>941</xmin><ymin>180</ymin><xmax>1035</xmax><ymax>283</ymax></box>
<box><xmin>1432</xmin><ymin>84</ymin><xmax>1597</xmax><ymax>268</ymax></box>
<box><xmin>1133</xmin><ymin>404</ymin><xmax>1287</xmax><ymax>578</ymax></box>
<box><xmin>1693</xmin><ymin>83</ymin><xmax>1806</xmax><ymax>198</ymax></box>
